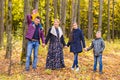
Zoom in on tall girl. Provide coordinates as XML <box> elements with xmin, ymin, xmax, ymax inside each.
<box><xmin>67</xmin><ymin>22</ymin><xmax>86</xmax><ymax>71</ymax></box>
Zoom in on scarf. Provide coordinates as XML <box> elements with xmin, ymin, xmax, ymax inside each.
<box><xmin>50</xmin><ymin>26</ymin><xmax>63</xmax><ymax>38</ymax></box>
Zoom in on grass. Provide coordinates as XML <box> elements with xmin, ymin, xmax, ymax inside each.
<box><xmin>0</xmin><ymin>39</ymin><xmax>120</xmax><ymax>80</ymax></box>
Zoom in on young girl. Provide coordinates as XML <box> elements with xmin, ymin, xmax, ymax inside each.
<box><xmin>67</xmin><ymin>22</ymin><xmax>86</xmax><ymax>71</ymax></box>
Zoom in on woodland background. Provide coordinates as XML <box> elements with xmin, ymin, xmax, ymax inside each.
<box><xmin>0</xmin><ymin>0</ymin><xmax>120</xmax><ymax>80</ymax></box>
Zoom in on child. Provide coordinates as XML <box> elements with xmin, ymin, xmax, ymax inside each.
<box><xmin>67</xmin><ymin>22</ymin><xmax>86</xmax><ymax>71</ymax></box>
<box><xmin>31</xmin><ymin>9</ymin><xmax>39</xmax><ymax>21</ymax></box>
<box><xmin>85</xmin><ymin>31</ymin><xmax>105</xmax><ymax>74</ymax></box>
<box><xmin>31</xmin><ymin>9</ymin><xmax>42</xmax><ymax>29</ymax></box>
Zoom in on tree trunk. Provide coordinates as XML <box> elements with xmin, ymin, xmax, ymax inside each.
<box><xmin>45</xmin><ymin>0</ymin><xmax>50</xmax><ymax>36</ymax></box>
<box><xmin>21</xmin><ymin>0</ymin><xmax>30</xmax><ymax>64</ymax></box>
<box><xmin>77</xmin><ymin>0</ymin><xmax>80</xmax><ymax>27</ymax></box>
<box><xmin>88</xmin><ymin>0</ymin><xmax>93</xmax><ymax>39</ymax></box>
<box><xmin>67</xmin><ymin>0</ymin><xmax>71</xmax><ymax>36</ymax></box>
<box><xmin>5</xmin><ymin>0</ymin><xmax>12</xmax><ymax>75</ymax></box>
<box><xmin>5</xmin><ymin>0</ymin><xmax>12</xmax><ymax>59</ymax></box>
<box><xmin>0</xmin><ymin>0</ymin><xmax>4</xmax><ymax>48</ymax></box>
<box><xmin>33</xmin><ymin>0</ymin><xmax>39</xmax><ymax>9</ymax></box>
<box><xmin>60</xmin><ymin>0</ymin><xmax>66</xmax><ymax>35</ymax></box>
<box><xmin>112</xmin><ymin>0</ymin><xmax>115</xmax><ymax>42</ymax></box>
<box><xmin>53</xmin><ymin>0</ymin><xmax>58</xmax><ymax>19</ymax></box>
<box><xmin>107</xmin><ymin>0</ymin><xmax>111</xmax><ymax>42</ymax></box>
<box><xmin>4</xmin><ymin>0</ymin><xmax>8</xmax><ymax>32</ymax></box>
<box><xmin>71</xmin><ymin>0</ymin><xmax>78</xmax><ymax>29</ymax></box>
<box><xmin>71</xmin><ymin>0</ymin><xmax>74</xmax><ymax>29</ymax></box>
<box><xmin>98</xmin><ymin>0</ymin><xmax>103</xmax><ymax>31</ymax></box>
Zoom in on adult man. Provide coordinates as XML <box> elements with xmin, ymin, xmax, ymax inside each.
<box><xmin>25</xmin><ymin>15</ymin><xmax>45</xmax><ymax>71</ymax></box>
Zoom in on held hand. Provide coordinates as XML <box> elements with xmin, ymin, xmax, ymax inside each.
<box><xmin>64</xmin><ymin>46</ymin><xmax>68</xmax><ymax>48</ymax></box>
<box><xmin>42</xmin><ymin>43</ymin><xmax>45</xmax><ymax>47</ymax></box>
<box><xmin>83</xmin><ymin>48</ymin><xmax>87</xmax><ymax>51</ymax></box>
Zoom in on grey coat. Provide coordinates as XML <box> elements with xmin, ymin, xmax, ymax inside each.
<box><xmin>87</xmin><ymin>38</ymin><xmax>105</xmax><ymax>56</ymax></box>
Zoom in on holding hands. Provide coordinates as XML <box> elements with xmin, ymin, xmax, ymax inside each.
<box><xmin>42</xmin><ymin>43</ymin><xmax>45</xmax><ymax>47</ymax></box>
<box><xmin>64</xmin><ymin>46</ymin><xmax>68</xmax><ymax>48</ymax></box>
<box><xmin>84</xmin><ymin>48</ymin><xmax>88</xmax><ymax>52</ymax></box>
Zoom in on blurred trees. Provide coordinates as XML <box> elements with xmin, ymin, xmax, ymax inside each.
<box><xmin>1</xmin><ymin>0</ymin><xmax>119</xmax><ymax>39</ymax></box>
<box><xmin>0</xmin><ymin>0</ymin><xmax>4</xmax><ymax>48</ymax></box>
<box><xmin>21</xmin><ymin>0</ymin><xmax>30</xmax><ymax>64</ymax></box>
<box><xmin>1</xmin><ymin>0</ymin><xmax>120</xmax><ymax>63</ymax></box>
<box><xmin>5</xmin><ymin>0</ymin><xmax>12</xmax><ymax>75</ymax></box>
<box><xmin>88</xmin><ymin>0</ymin><xmax>93</xmax><ymax>39</ymax></box>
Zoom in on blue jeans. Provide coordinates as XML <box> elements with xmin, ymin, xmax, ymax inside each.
<box><xmin>72</xmin><ymin>53</ymin><xmax>78</xmax><ymax>68</ymax></box>
<box><xmin>94</xmin><ymin>55</ymin><xmax>103</xmax><ymax>72</ymax></box>
<box><xmin>26</xmin><ymin>41</ymin><xmax>39</xmax><ymax>70</ymax></box>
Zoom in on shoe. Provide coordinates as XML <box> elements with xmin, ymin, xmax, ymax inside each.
<box><xmin>93</xmin><ymin>70</ymin><xmax>96</xmax><ymax>73</ymax></box>
<box><xmin>26</xmin><ymin>68</ymin><xmax>29</xmax><ymax>71</ymax></box>
<box><xmin>75</xmin><ymin>67</ymin><xmax>79</xmax><ymax>72</ymax></box>
<box><xmin>99</xmin><ymin>72</ymin><xmax>103</xmax><ymax>74</ymax></box>
<box><xmin>71</xmin><ymin>67</ymin><xmax>74</xmax><ymax>71</ymax></box>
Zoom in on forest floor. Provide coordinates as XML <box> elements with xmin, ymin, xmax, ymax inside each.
<box><xmin>0</xmin><ymin>40</ymin><xmax>120</xmax><ymax>80</ymax></box>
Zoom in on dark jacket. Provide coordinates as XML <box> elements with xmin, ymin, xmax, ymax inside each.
<box><xmin>45</xmin><ymin>28</ymin><xmax>66</xmax><ymax>46</ymax></box>
<box><xmin>25</xmin><ymin>14</ymin><xmax>45</xmax><ymax>44</ymax></box>
<box><xmin>87</xmin><ymin>38</ymin><xmax>105</xmax><ymax>56</ymax></box>
<box><xmin>67</xmin><ymin>28</ymin><xmax>86</xmax><ymax>53</ymax></box>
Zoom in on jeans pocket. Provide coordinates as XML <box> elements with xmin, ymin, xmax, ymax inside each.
<box><xmin>35</xmin><ymin>41</ymin><xmax>39</xmax><ymax>46</ymax></box>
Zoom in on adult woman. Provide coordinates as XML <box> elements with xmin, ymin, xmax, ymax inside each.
<box><xmin>45</xmin><ymin>19</ymin><xmax>66</xmax><ymax>70</ymax></box>
<box><xmin>67</xmin><ymin>22</ymin><xmax>86</xmax><ymax>71</ymax></box>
